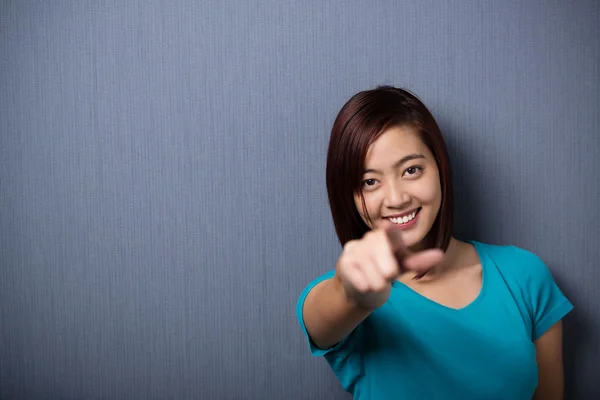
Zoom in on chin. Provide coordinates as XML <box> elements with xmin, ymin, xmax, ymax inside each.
<box><xmin>402</xmin><ymin>233</ymin><xmax>427</xmax><ymax>249</ymax></box>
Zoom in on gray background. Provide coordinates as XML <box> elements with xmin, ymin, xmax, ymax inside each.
<box><xmin>1</xmin><ymin>0</ymin><xmax>598</xmax><ymax>399</ymax></box>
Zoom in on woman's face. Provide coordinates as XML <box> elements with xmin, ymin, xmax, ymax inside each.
<box><xmin>354</xmin><ymin>125</ymin><xmax>442</xmax><ymax>250</ymax></box>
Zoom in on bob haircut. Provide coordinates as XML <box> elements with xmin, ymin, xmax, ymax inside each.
<box><xmin>325</xmin><ymin>85</ymin><xmax>453</xmax><ymax>250</ymax></box>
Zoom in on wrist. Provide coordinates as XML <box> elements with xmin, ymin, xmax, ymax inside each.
<box><xmin>331</xmin><ymin>273</ymin><xmax>375</xmax><ymax>312</ymax></box>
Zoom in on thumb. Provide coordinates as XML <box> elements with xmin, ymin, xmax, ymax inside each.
<box><xmin>403</xmin><ymin>249</ymin><xmax>445</xmax><ymax>272</ymax></box>
<box><xmin>383</xmin><ymin>221</ymin><xmax>445</xmax><ymax>275</ymax></box>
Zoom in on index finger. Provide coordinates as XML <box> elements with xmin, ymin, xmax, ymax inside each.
<box><xmin>383</xmin><ymin>222</ymin><xmax>410</xmax><ymax>266</ymax></box>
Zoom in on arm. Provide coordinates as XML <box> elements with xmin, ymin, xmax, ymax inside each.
<box><xmin>532</xmin><ymin>321</ymin><xmax>564</xmax><ymax>400</ymax></box>
<box><xmin>302</xmin><ymin>226</ymin><xmax>443</xmax><ymax>350</ymax></box>
<box><xmin>302</xmin><ymin>275</ymin><xmax>373</xmax><ymax>350</ymax></box>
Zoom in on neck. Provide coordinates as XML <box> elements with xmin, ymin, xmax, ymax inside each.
<box><xmin>425</xmin><ymin>236</ymin><xmax>463</xmax><ymax>276</ymax></box>
<box><xmin>443</xmin><ymin>237</ymin><xmax>463</xmax><ymax>266</ymax></box>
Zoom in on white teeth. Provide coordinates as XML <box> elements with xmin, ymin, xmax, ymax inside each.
<box><xmin>389</xmin><ymin>210</ymin><xmax>417</xmax><ymax>224</ymax></box>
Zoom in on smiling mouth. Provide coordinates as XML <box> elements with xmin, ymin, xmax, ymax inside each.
<box><xmin>387</xmin><ymin>208</ymin><xmax>421</xmax><ymax>225</ymax></box>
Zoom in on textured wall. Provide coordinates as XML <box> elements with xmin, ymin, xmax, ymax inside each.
<box><xmin>0</xmin><ymin>1</ymin><xmax>598</xmax><ymax>399</ymax></box>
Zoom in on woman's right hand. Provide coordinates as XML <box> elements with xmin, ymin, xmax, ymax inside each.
<box><xmin>334</xmin><ymin>222</ymin><xmax>445</xmax><ymax>310</ymax></box>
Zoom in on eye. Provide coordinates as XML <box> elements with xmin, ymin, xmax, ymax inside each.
<box><xmin>361</xmin><ymin>178</ymin><xmax>379</xmax><ymax>189</ymax></box>
<box><xmin>403</xmin><ymin>166</ymin><xmax>423</xmax><ymax>177</ymax></box>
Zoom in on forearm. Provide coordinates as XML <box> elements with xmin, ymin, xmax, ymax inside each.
<box><xmin>302</xmin><ymin>276</ymin><xmax>372</xmax><ymax>349</ymax></box>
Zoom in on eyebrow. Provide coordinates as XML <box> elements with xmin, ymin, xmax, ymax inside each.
<box><xmin>363</xmin><ymin>153</ymin><xmax>426</xmax><ymax>174</ymax></box>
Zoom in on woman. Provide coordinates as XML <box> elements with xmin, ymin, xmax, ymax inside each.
<box><xmin>296</xmin><ymin>86</ymin><xmax>573</xmax><ymax>399</ymax></box>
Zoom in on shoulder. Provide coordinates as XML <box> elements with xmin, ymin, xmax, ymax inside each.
<box><xmin>296</xmin><ymin>270</ymin><xmax>336</xmax><ymax>305</ymax></box>
<box><xmin>472</xmin><ymin>240</ymin><xmax>549</xmax><ymax>281</ymax></box>
<box><xmin>473</xmin><ymin>241</ymin><xmax>573</xmax><ymax>340</ymax></box>
<box><xmin>295</xmin><ymin>270</ymin><xmax>336</xmax><ymax>339</ymax></box>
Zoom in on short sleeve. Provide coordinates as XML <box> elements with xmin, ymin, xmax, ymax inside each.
<box><xmin>296</xmin><ymin>270</ymin><xmax>357</xmax><ymax>356</ymax></box>
<box><xmin>517</xmin><ymin>248</ymin><xmax>574</xmax><ymax>341</ymax></box>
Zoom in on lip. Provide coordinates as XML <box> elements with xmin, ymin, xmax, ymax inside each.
<box><xmin>386</xmin><ymin>208</ymin><xmax>421</xmax><ymax>229</ymax></box>
<box><xmin>384</xmin><ymin>207</ymin><xmax>421</xmax><ymax>219</ymax></box>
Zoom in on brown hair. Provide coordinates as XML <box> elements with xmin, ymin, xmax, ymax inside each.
<box><xmin>325</xmin><ymin>86</ymin><xmax>453</xmax><ymax>250</ymax></box>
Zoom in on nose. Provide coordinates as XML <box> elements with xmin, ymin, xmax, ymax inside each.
<box><xmin>383</xmin><ymin>181</ymin><xmax>410</xmax><ymax>209</ymax></box>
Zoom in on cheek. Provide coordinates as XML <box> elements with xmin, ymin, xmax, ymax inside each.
<box><xmin>353</xmin><ymin>194</ymin><xmax>367</xmax><ymax>219</ymax></box>
<box><xmin>353</xmin><ymin>192</ymin><xmax>382</xmax><ymax>222</ymax></box>
<box><xmin>418</xmin><ymin>174</ymin><xmax>442</xmax><ymax>208</ymax></box>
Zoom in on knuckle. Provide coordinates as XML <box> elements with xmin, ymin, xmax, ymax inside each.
<box><xmin>362</xmin><ymin>231</ymin><xmax>376</xmax><ymax>243</ymax></box>
<box><xmin>343</xmin><ymin>240</ymin><xmax>358</xmax><ymax>252</ymax></box>
<box><xmin>352</xmin><ymin>279</ymin><xmax>368</xmax><ymax>293</ymax></box>
<box><xmin>338</xmin><ymin>251</ymin><xmax>355</xmax><ymax>267</ymax></box>
<box><xmin>369</xmin><ymin>230</ymin><xmax>387</xmax><ymax>245</ymax></box>
<box><xmin>371</xmin><ymin>282</ymin><xmax>386</xmax><ymax>292</ymax></box>
<box><xmin>382</xmin><ymin>267</ymin><xmax>398</xmax><ymax>280</ymax></box>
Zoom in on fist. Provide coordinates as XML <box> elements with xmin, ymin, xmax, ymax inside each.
<box><xmin>334</xmin><ymin>223</ymin><xmax>444</xmax><ymax>310</ymax></box>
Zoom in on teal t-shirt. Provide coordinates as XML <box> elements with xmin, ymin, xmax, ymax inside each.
<box><xmin>296</xmin><ymin>241</ymin><xmax>573</xmax><ymax>399</ymax></box>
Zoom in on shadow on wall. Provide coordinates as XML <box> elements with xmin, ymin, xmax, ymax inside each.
<box><xmin>442</xmin><ymin>121</ymin><xmax>589</xmax><ymax>399</ymax></box>
<box><xmin>442</xmin><ymin>119</ymin><xmax>489</xmax><ymax>243</ymax></box>
<box><xmin>556</xmin><ymin>278</ymin><xmax>590</xmax><ymax>400</ymax></box>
